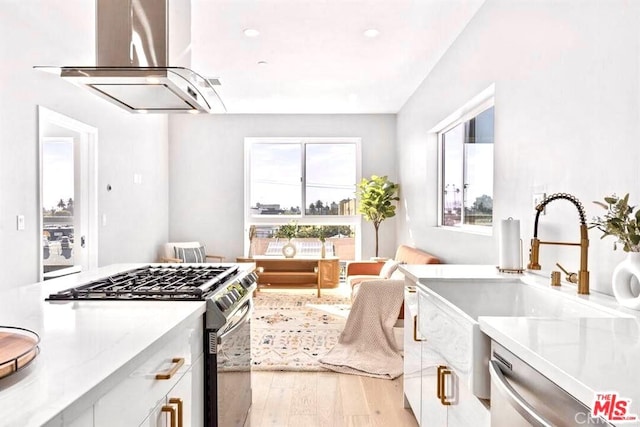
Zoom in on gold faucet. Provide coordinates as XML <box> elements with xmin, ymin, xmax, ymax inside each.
<box><xmin>527</xmin><ymin>193</ymin><xmax>590</xmax><ymax>295</ymax></box>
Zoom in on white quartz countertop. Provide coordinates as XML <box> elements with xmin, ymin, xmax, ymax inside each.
<box><xmin>0</xmin><ymin>264</ymin><xmax>206</xmax><ymax>427</ymax></box>
<box><xmin>407</xmin><ymin>264</ymin><xmax>640</xmax><ymax>425</ymax></box>
<box><xmin>480</xmin><ymin>316</ymin><xmax>640</xmax><ymax>426</ymax></box>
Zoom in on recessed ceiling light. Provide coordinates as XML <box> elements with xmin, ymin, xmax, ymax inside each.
<box><xmin>257</xmin><ymin>61</ymin><xmax>268</xmax><ymax>66</ymax></box>
<box><xmin>243</xmin><ymin>28</ymin><xmax>260</xmax><ymax>37</ymax></box>
<box><xmin>363</xmin><ymin>29</ymin><xmax>380</xmax><ymax>38</ymax></box>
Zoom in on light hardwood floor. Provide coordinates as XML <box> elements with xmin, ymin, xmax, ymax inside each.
<box><xmin>246</xmin><ymin>371</ymin><xmax>419</xmax><ymax>427</ymax></box>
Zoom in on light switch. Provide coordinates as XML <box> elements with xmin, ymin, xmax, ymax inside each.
<box><xmin>102</xmin><ymin>214</ymin><xmax>107</xmax><ymax>227</ymax></box>
<box><xmin>133</xmin><ymin>173</ymin><xmax>143</xmax><ymax>184</ymax></box>
<box><xmin>16</xmin><ymin>215</ymin><xmax>25</xmax><ymax>231</ymax></box>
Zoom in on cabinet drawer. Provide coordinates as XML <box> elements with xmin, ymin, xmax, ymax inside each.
<box><xmin>258</xmin><ymin>272</ymin><xmax>318</xmax><ymax>285</ymax></box>
<box><xmin>94</xmin><ymin>316</ymin><xmax>203</xmax><ymax>427</ymax></box>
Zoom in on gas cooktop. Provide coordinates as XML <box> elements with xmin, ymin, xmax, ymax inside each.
<box><xmin>45</xmin><ymin>264</ymin><xmax>242</xmax><ymax>301</ymax></box>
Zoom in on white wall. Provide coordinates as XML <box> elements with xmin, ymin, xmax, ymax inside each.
<box><xmin>168</xmin><ymin>114</ymin><xmax>397</xmax><ymax>261</ymax></box>
<box><xmin>397</xmin><ymin>0</ymin><xmax>640</xmax><ymax>295</ymax></box>
<box><xmin>0</xmin><ymin>1</ymin><xmax>170</xmax><ymax>288</ymax></box>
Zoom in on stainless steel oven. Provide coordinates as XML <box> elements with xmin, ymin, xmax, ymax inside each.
<box><xmin>207</xmin><ymin>298</ymin><xmax>253</xmax><ymax>426</ymax></box>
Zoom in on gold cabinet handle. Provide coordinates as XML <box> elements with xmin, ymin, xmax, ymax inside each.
<box><xmin>169</xmin><ymin>398</ymin><xmax>183</xmax><ymax>427</ymax></box>
<box><xmin>161</xmin><ymin>405</ymin><xmax>177</xmax><ymax>427</ymax></box>
<box><xmin>437</xmin><ymin>365</ymin><xmax>453</xmax><ymax>406</ymax></box>
<box><xmin>437</xmin><ymin>365</ymin><xmax>444</xmax><ymax>400</ymax></box>
<box><xmin>156</xmin><ymin>357</ymin><xmax>185</xmax><ymax>380</ymax></box>
<box><xmin>413</xmin><ymin>315</ymin><xmax>425</xmax><ymax>342</ymax></box>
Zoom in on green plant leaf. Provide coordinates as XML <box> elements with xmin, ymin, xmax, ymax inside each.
<box><xmin>593</xmin><ymin>201</ymin><xmax>608</xmax><ymax>210</ymax></box>
<box><xmin>605</xmin><ymin>196</ymin><xmax>618</xmax><ymax>205</ymax></box>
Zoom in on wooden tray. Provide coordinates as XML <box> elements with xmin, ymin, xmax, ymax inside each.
<box><xmin>0</xmin><ymin>327</ymin><xmax>40</xmax><ymax>379</ymax></box>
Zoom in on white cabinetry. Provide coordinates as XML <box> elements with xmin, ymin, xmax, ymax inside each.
<box><xmin>93</xmin><ymin>316</ymin><xmax>204</xmax><ymax>427</ymax></box>
<box><xmin>403</xmin><ymin>286</ymin><xmax>489</xmax><ymax>427</ymax></box>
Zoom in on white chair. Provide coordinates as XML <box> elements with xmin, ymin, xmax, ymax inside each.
<box><xmin>160</xmin><ymin>242</ymin><xmax>224</xmax><ymax>263</ymax></box>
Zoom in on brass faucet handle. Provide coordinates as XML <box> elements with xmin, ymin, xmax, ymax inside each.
<box><xmin>555</xmin><ymin>263</ymin><xmax>578</xmax><ymax>283</ymax></box>
<box><xmin>550</xmin><ymin>271</ymin><xmax>561</xmax><ymax>286</ymax></box>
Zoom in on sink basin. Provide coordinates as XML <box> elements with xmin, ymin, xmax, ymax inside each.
<box><xmin>416</xmin><ymin>276</ymin><xmax>625</xmax><ymax>399</ymax></box>
<box><xmin>425</xmin><ymin>278</ymin><xmax>619</xmax><ymax>320</ymax></box>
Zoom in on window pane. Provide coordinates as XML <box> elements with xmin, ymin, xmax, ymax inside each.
<box><xmin>43</xmin><ymin>139</ymin><xmax>76</xmax><ymax>273</ymax></box>
<box><xmin>250</xmin><ymin>143</ymin><xmax>301</xmax><ymax>214</ymax></box>
<box><xmin>305</xmin><ymin>143</ymin><xmax>356</xmax><ymax>216</ymax></box>
<box><xmin>441</xmin><ymin>106</ymin><xmax>494</xmax><ymax>228</ymax></box>
<box><xmin>464</xmin><ymin>143</ymin><xmax>493</xmax><ymax>225</ymax></box>
<box><xmin>464</xmin><ymin>107</ymin><xmax>494</xmax><ymax>226</ymax></box>
<box><xmin>442</xmin><ymin>124</ymin><xmax>464</xmax><ymax>226</ymax></box>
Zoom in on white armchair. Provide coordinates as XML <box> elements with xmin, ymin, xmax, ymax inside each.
<box><xmin>161</xmin><ymin>242</ymin><xmax>224</xmax><ymax>263</ymax></box>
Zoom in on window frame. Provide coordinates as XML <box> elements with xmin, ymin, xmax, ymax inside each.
<box><xmin>244</xmin><ymin>137</ymin><xmax>362</xmax><ymax>258</ymax></box>
<box><xmin>434</xmin><ymin>85</ymin><xmax>495</xmax><ymax>235</ymax></box>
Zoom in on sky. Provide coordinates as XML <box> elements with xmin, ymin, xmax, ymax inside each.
<box><xmin>42</xmin><ymin>139</ymin><xmax>74</xmax><ymax>211</ymax></box>
<box><xmin>250</xmin><ymin>142</ymin><xmax>356</xmax><ymax>209</ymax></box>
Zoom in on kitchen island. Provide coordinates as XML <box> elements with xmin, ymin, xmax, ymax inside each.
<box><xmin>400</xmin><ymin>264</ymin><xmax>640</xmax><ymax>426</ymax></box>
<box><xmin>0</xmin><ymin>264</ymin><xmax>206</xmax><ymax>427</ymax></box>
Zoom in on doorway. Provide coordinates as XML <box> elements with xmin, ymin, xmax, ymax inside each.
<box><xmin>38</xmin><ymin>106</ymin><xmax>98</xmax><ymax>280</ymax></box>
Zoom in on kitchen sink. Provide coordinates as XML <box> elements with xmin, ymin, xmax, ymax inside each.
<box><xmin>417</xmin><ymin>276</ymin><xmax>627</xmax><ymax>399</ymax></box>
<box><xmin>424</xmin><ymin>278</ymin><xmax>621</xmax><ymax>320</ymax></box>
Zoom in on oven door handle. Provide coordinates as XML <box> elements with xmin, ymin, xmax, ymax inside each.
<box><xmin>217</xmin><ymin>299</ymin><xmax>253</xmax><ymax>342</ymax></box>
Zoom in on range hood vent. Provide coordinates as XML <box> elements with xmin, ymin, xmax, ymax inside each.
<box><xmin>36</xmin><ymin>0</ymin><xmax>225</xmax><ymax>114</ymax></box>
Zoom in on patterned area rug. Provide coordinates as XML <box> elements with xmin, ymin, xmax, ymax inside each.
<box><xmin>252</xmin><ymin>290</ymin><xmax>351</xmax><ymax>371</ymax></box>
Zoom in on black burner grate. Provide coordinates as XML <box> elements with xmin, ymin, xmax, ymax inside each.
<box><xmin>46</xmin><ymin>265</ymin><xmax>240</xmax><ymax>301</ymax></box>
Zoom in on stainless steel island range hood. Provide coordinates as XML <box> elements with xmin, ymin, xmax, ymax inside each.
<box><xmin>36</xmin><ymin>0</ymin><xmax>225</xmax><ymax>114</ymax></box>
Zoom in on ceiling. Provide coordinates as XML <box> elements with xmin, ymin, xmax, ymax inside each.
<box><xmin>190</xmin><ymin>0</ymin><xmax>486</xmax><ymax>114</ymax></box>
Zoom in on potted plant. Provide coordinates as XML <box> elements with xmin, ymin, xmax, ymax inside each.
<box><xmin>318</xmin><ymin>226</ymin><xmax>326</xmax><ymax>258</ymax></box>
<box><xmin>591</xmin><ymin>193</ymin><xmax>640</xmax><ymax>309</ymax></box>
<box><xmin>276</xmin><ymin>221</ymin><xmax>298</xmax><ymax>258</ymax></box>
<box><xmin>357</xmin><ymin>175</ymin><xmax>400</xmax><ymax>258</ymax></box>
<box><xmin>247</xmin><ymin>225</ymin><xmax>256</xmax><ymax>257</ymax></box>
<box><xmin>590</xmin><ymin>193</ymin><xmax>640</xmax><ymax>252</ymax></box>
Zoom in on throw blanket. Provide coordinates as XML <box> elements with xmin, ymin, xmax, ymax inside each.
<box><xmin>319</xmin><ymin>279</ymin><xmax>404</xmax><ymax>379</ymax></box>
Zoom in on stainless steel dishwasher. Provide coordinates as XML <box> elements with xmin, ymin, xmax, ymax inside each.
<box><xmin>489</xmin><ymin>341</ymin><xmax>612</xmax><ymax>426</ymax></box>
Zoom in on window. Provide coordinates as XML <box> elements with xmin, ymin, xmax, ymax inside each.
<box><xmin>438</xmin><ymin>98</ymin><xmax>494</xmax><ymax>231</ymax></box>
<box><xmin>245</xmin><ymin>137</ymin><xmax>361</xmax><ymax>260</ymax></box>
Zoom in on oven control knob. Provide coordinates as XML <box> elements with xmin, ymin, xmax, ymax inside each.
<box><xmin>224</xmin><ymin>294</ymin><xmax>235</xmax><ymax>306</ymax></box>
<box><xmin>240</xmin><ymin>273</ymin><xmax>257</xmax><ymax>288</ymax></box>
<box><xmin>230</xmin><ymin>289</ymin><xmax>241</xmax><ymax>299</ymax></box>
<box><xmin>216</xmin><ymin>299</ymin><xmax>228</xmax><ymax>311</ymax></box>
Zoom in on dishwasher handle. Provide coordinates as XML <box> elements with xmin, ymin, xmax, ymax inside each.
<box><xmin>489</xmin><ymin>360</ymin><xmax>553</xmax><ymax>427</ymax></box>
